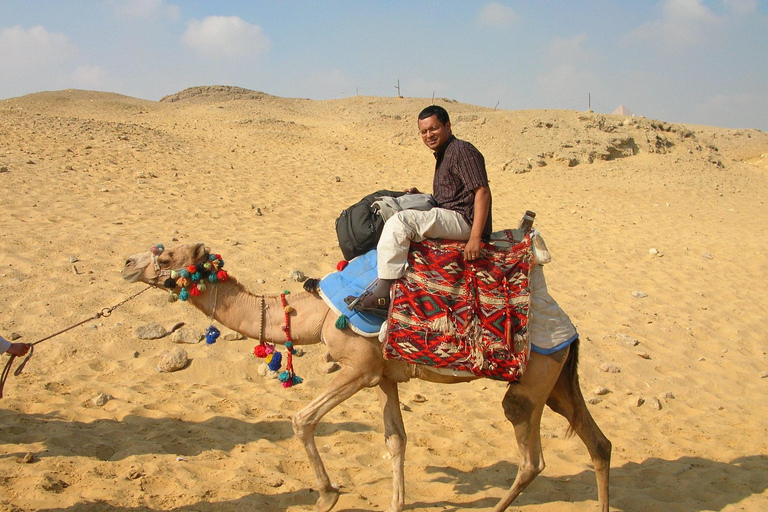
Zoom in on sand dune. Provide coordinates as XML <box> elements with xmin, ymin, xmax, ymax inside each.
<box><xmin>1</xmin><ymin>86</ymin><xmax>767</xmax><ymax>511</ymax></box>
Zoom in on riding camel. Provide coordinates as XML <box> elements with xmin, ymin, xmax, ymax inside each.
<box><xmin>122</xmin><ymin>242</ymin><xmax>611</xmax><ymax>512</ymax></box>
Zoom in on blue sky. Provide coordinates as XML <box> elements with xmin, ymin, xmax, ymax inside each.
<box><xmin>1</xmin><ymin>0</ymin><xmax>766</xmax><ymax>130</ymax></box>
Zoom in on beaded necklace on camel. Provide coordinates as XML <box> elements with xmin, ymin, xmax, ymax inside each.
<box><xmin>151</xmin><ymin>244</ymin><xmax>302</xmax><ymax>387</ymax></box>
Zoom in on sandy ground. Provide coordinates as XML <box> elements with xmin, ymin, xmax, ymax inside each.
<box><xmin>1</xmin><ymin>86</ymin><xmax>767</xmax><ymax>511</ymax></box>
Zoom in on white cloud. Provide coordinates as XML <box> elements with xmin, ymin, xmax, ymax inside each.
<box><xmin>181</xmin><ymin>16</ymin><xmax>270</xmax><ymax>59</ymax></box>
<box><xmin>0</xmin><ymin>25</ymin><xmax>77</xmax><ymax>69</ymax></box>
<box><xmin>111</xmin><ymin>0</ymin><xmax>180</xmax><ymax>20</ymax></box>
<box><xmin>478</xmin><ymin>2</ymin><xmax>518</xmax><ymax>28</ymax></box>
<box><xmin>625</xmin><ymin>0</ymin><xmax>720</xmax><ymax>51</ymax></box>
<box><xmin>546</xmin><ymin>33</ymin><xmax>592</xmax><ymax>64</ymax></box>
<box><xmin>69</xmin><ymin>64</ymin><xmax>112</xmax><ymax>90</ymax></box>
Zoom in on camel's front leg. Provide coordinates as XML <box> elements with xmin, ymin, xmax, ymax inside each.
<box><xmin>293</xmin><ymin>366</ymin><xmax>377</xmax><ymax>512</ymax></box>
<box><xmin>375</xmin><ymin>377</ymin><xmax>407</xmax><ymax>512</ymax></box>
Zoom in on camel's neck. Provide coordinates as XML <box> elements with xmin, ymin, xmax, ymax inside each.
<box><xmin>186</xmin><ymin>277</ymin><xmax>330</xmax><ymax>346</ymax></box>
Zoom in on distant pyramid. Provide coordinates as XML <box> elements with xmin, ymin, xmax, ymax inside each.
<box><xmin>612</xmin><ymin>105</ymin><xmax>634</xmax><ymax>116</ymax></box>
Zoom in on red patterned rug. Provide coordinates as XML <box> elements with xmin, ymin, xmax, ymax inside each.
<box><xmin>383</xmin><ymin>231</ymin><xmax>533</xmax><ymax>381</ymax></box>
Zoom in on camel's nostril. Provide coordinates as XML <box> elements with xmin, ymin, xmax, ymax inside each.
<box><xmin>125</xmin><ymin>259</ymin><xmax>134</xmax><ymax>267</ymax></box>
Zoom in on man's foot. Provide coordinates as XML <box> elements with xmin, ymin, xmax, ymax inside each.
<box><xmin>347</xmin><ymin>278</ymin><xmax>394</xmax><ymax>317</ymax></box>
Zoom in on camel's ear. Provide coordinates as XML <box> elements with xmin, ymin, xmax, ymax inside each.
<box><xmin>192</xmin><ymin>242</ymin><xmax>209</xmax><ymax>262</ymax></box>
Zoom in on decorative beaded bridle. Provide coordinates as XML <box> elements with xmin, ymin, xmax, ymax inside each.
<box><xmin>150</xmin><ymin>243</ymin><xmax>301</xmax><ymax>386</ymax></box>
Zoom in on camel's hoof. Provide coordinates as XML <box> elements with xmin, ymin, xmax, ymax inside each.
<box><xmin>316</xmin><ymin>485</ymin><xmax>340</xmax><ymax>512</ymax></box>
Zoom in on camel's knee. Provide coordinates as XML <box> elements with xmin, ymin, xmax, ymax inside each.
<box><xmin>292</xmin><ymin>410</ymin><xmax>315</xmax><ymax>438</ymax></box>
<box><xmin>502</xmin><ymin>386</ymin><xmax>535</xmax><ymax>423</ymax></box>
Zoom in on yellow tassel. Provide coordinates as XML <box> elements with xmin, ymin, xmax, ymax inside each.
<box><xmin>284</xmin><ymin>305</ymin><xmax>295</xmax><ymax>314</ymax></box>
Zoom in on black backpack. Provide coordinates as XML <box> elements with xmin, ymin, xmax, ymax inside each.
<box><xmin>335</xmin><ymin>189</ymin><xmax>404</xmax><ymax>261</ymax></box>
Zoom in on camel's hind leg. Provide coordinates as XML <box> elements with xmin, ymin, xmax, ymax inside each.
<box><xmin>493</xmin><ymin>349</ymin><xmax>567</xmax><ymax>512</ymax></box>
<box><xmin>292</xmin><ymin>334</ymin><xmax>384</xmax><ymax>512</ymax></box>
<box><xmin>375</xmin><ymin>377</ymin><xmax>407</xmax><ymax>512</ymax></box>
<box><xmin>546</xmin><ymin>339</ymin><xmax>612</xmax><ymax>512</ymax></box>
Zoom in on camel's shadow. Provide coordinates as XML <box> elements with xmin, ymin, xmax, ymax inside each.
<box><xmin>409</xmin><ymin>454</ymin><xmax>768</xmax><ymax>512</ymax></box>
<box><xmin>0</xmin><ymin>409</ymin><xmax>372</xmax><ymax>460</ymax></box>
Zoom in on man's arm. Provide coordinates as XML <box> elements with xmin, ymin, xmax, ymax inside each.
<box><xmin>464</xmin><ymin>185</ymin><xmax>490</xmax><ymax>261</ymax></box>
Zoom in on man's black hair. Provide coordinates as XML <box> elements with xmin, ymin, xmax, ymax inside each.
<box><xmin>418</xmin><ymin>105</ymin><xmax>450</xmax><ymax>125</ymax></box>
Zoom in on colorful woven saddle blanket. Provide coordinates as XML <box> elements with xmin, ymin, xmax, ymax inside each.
<box><xmin>383</xmin><ymin>231</ymin><xmax>533</xmax><ymax>382</ymax></box>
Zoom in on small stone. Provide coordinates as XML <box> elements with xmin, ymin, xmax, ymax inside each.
<box><xmin>660</xmin><ymin>391</ymin><xmax>676</xmax><ymax>399</ymax></box>
<box><xmin>616</xmin><ymin>333</ymin><xmax>639</xmax><ymax>346</ymax></box>
<box><xmin>636</xmin><ymin>352</ymin><xmax>651</xmax><ymax>359</ymax></box>
<box><xmin>69</xmin><ymin>255</ymin><xmax>79</xmax><ymax>263</ymax></box>
<box><xmin>132</xmin><ymin>351</ymin><xmax>140</xmax><ymax>358</ymax></box>
<box><xmin>155</xmin><ymin>346</ymin><xmax>188</xmax><ymax>372</ymax></box>
<box><xmin>257</xmin><ymin>362</ymin><xmax>278</xmax><ymax>379</ymax></box>
<box><xmin>334</xmin><ymin>175</ymin><xmax>342</xmax><ymax>182</ymax></box>
<box><xmin>593</xmin><ymin>387</ymin><xmax>610</xmax><ymax>395</ymax></box>
<box><xmin>266</xmin><ymin>477</ymin><xmax>284</xmax><ymax>488</ymax></box>
<box><xmin>588</xmin><ymin>397</ymin><xmax>602</xmax><ymax>405</ymax></box>
<box><xmin>289</xmin><ymin>269</ymin><xmax>306</xmax><ymax>282</ymax></box>
<box><xmin>631</xmin><ymin>291</ymin><xmax>648</xmax><ymax>298</ymax></box>
<box><xmin>702</xmin><ymin>253</ymin><xmax>713</xmax><ymax>259</ymax></box>
<box><xmin>760</xmin><ymin>371</ymin><xmax>768</xmax><ymax>379</ymax></box>
<box><xmin>411</xmin><ymin>394</ymin><xmax>427</xmax><ymax>403</ymax></box>
<box><xmin>293</xmin><ymin>347</ymin><xmax>305</xmax><ymax>357</ymax></box>
<box><xmin>322</xmin><ymin>361</ymin><xmax>341</xmax><ymax>373</ymax></box>
<box><xmin>134</xmin><ymin>322</ymin><xmax>167</xmax><ymax>340</ymax></box>
<box><xmin>599</xmin><ymin>363</ymin><xmax>621</xmax><ymax>373</ymax></box>
<box><xmin>221</xmin><ymin>332</ymin><xmax>246</xmax><ymax>341</ymax></box>
<box><xmin>170</xmin><ymin>327</ymin><xmax>203</xmax><ymax>344</ymax></box>
<box><xmin>649</xmin><ymin>248</ymin><xmax>659</xmax><ymax>255</ymax></box>
<box><xmin>93</xmin><ymin>393</ymin><xmax>113</xmax><ymax>406</ymax></box>
<box><xmin>0</xmin><ymin>166</ymin><xmax>8</xmax><ymax>173</ymax></box>
<box><xmin>8</xmin><ymin>332</ymin><xmax>21</xmax><ymax>341</ymax></box>
<box><xmin>127</xmin><ymin>468</ymin><xmax>144</xmax><ymax>480</ymax></box>
<box><xmin>19</xmin><ymin>452</ymin><xmax>35</xmax><ymax>464</ymax></box>
<box><xmin>648</xmin><ymin>397</ymin><xmax>662</xmax><ymax>410</ymax></box>
<box><xmin>634</xmin><ymin>397</ymin><xmax>646</xmax><ymax>407</ymax></box>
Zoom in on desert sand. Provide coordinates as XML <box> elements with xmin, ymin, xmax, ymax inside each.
<box><xmin>1</xmin><ymin>86</ymin><xmax>767</xmax><ymax>511</ymax></box>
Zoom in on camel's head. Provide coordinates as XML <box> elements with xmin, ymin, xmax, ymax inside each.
<box><xmin>122</xmin><ymin>242</ymin><xmax>220</xmax><ymax>289</ymax></box>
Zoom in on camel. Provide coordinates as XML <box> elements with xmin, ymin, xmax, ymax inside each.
<box><xmin>122</xmin><ymin>242</ymin><xmax>611</xmax><ymax>512</ymax></box>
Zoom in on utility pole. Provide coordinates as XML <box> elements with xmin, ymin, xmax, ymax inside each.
<box><xmin>588</xmin><ymin>93</ymin><xmax>592</xmax><ymax>112</ymax></box>
<box><xmin>395</xmin><ymin>80</ymin><xmax>402</xmax><ymax>98</ymax></box>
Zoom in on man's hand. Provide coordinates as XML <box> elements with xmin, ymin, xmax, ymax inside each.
<box><xmin>404</xmin><ymin>187</ymin><xmax>421</xmax><ymax>194</ymax></box>
<box><xmin>464</xmin><ymin>237</ymin><xmax>483</xmax><ymax>261</ymax></box>
<box><xmin>6</xmin><ymin>343</ymin><xmax>31</xmax><ymax>357</ymax></box>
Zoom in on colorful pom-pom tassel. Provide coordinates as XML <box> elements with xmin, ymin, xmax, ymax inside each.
<box><xmin>337</xmin><ymin>260</ymin><xmax>349</xmax><ymax>271</ymax></box>
<box><xmin>254</xmin><ymin>344</ymin><xmax>268</xmax><ymax>358</ymax></box>
<box><xmin>335</xmin><ymin>314</ymin><xmax>349</xmax><ymax>330</ymax></box>
<box><xmin>191</xmin><ymin>272</ymin><xmax>201</xmax><ymax>282</ymax></box>
<box><xmin>205</xmin><ymin>326</ymin><xmax>220</xmax><ymax>344</ymax></box>
<box><xmin>267</xmin><ymin>351</ymin><xmax>282</xmax><ymax>371</ymax></box>
<box><xmin>177</xmin><ymin>277</ymin><xmax>190</xmax><ymax>288</ymax></box>
<box><xmin>217</xmin><ymin>270</ymin><xmax>229</xmax><ymax>282</ymax></box>
<box><xmin>284</xmin><ymin>305</ymin><xmax>295</xmax><ymax>314</ymax></box>
<box><xmin>171</xmin><ymin>270</ymin><xmax>179</xmax><ymax>279</ymax></box>
<box><xmin>168</xmin><ymin>292</ymin><xmax>178</xmax><ymax>303</ymax></box>
<box><xmin>197</xmin><ymin>281</ymin><xmax>206</xmax><ymax>292</ymax></box>
<box><xmin>203</xmin><ymin>262</ymin><xmax>212</xmax><ymax>270</ymax></box>
<box><xmin>208</xmin><ymin>273</ymin><xmax>218</xmax><ymax>283</ymax></box>
<box><xmin>164</xmin><ymin>278</ymin><xmax>177</xmax><ymax>289</ymax></box>
<box><xmin>187</xmin><ymin>265</ymin><xmax>197</xmax><ymax>273</ymax></box>
<box><xmin>190</xmin><ymin>284</ymin><xmax>200</xmax><ymax>296</ymax></box>
<box><xmin>179</xmin><ymin>288</ymin><xmax>189</xmax><ymax>301</ymax></box>
<box><xmin>179</xmin><ymin>269</ymin><xmax>190</xmax><ymax>278</ymax></box>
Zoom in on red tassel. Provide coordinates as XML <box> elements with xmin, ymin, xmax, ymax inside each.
<box><xmin>336</xmin><ymin>260</ymin><xmax>349</xmax><ymax>271</ymax></box>
<box><xmin>217</xmin><ymin>270</ymin><xmax>229</xmax><ymax>282</ymax></box>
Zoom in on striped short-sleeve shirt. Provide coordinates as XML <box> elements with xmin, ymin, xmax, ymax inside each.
<box><xmin>432</xmin><ymin>136</ymin><xmax>493</xmax><ymax>238</ymax></box>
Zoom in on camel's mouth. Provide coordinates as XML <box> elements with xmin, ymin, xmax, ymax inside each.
<box><xmin>122</xmin><ymin>254</ymin><xmax>148</xmax><ymax>283</ymax></box>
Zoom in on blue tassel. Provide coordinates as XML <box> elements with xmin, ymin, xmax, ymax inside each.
<box><xmin>267</xmin><ymin>351</ymin><xmax>283</xmax><ymax>371</ymax></box>
<box><xmin>205</xmin><ymin>326</ymin><xmax>220</xmax><ymax>344</ymax></box>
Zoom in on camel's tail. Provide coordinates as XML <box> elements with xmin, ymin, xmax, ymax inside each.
<box><xmin>546</xmin><ymin>338</ymin><xmax>585</xmax><ymax>439</ymax></box>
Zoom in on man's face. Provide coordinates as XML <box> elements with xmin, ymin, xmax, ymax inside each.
<box><xmin>418</xmin><ymin>115</ymin><xmax>451</xmax><ymax>152</ymax></box>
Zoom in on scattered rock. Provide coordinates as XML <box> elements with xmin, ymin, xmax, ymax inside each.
<box><xmin>648</xmin><ymin>397</ymin><xmax>663</xmax><ymax>410</ymax></box>
<box><xmin>588</xmin><ymin>397</ymin><xmax>602</xmax><ymax>405</ymax></box>
<box><xmin>0</xmin><ymin>166</ymin><xmax>8</xmax><ymax>173</ymax></box>
<box><xmin>8</xmin><ymin>332</ymin><xmax>21</xmax><ymax>341</ymax></box>
<box><xmin>321</xmin><ymin>361</ymin><xmax>341</xmax><ymax>373</ymax></box>
<box><xmin>127</xmin><ymin>468</ymin><xmax>144</xmax><ymax>480</ymax></box>
<box><xmin>634</xmin><ymin>397</ymin><xmax>646</xmax><ymax>407</ymax></box>
<box><xmin>599</xmin><ymin>363</ymin><xmax>621</xmax><ymax>373</ymax></box>
<box><xmin>631</xmin><ymin>291</ymin><xmax>648</xmax><ymax>298</ymax></box>
<box><xmin>660</xmin><ymin>391</ymin><xmax>676</xmax><ymax>399</ymax></box>
<box><xmin>266</xmin><ymin>477</ymin><xmax>284</xmax><ymax>488</ymax></box>
<box><xmin>593</xmin><ymin>387</ymin><xmax>611</xmax><ymax>395</ymax></box>
<box><xmin>636</xmin><ymin>352</ymin><xmax>651</xmax><ymax>360</ymax></box>
<box><xmin>40</xmin><ymin>475</ymin><xmax>70</xmax><ymax>493</ymax></box>
<box><xmin>93</xmin><ymin>393</ymin><xmax>113</xmax><ymax>406</ymax></box>
<box><xmin>649</xmin><ymin>248</ymin><xmax>659</xmax><ymax>255</ymax></box>
<box><xmin>289</xmin><ymin>269</ymin><xmax>306</xmax><ymax>282</ymax></box>
<box><xmin>170</xmin><ymin>327</ymin><xmax>203</xmax><ymax>344</ymax></box>
<box><xmin>155</xmin><ymin>346</ymin><xmax>188</xmax><ymax>372</ymax></box>
<box><xmin>760</xmin><ymin>371</ymin><xmax>768</xmax><ymax>379</ymax></box>
<box><xmin>69</xmin><ymin>255</ymin><xmax>79</xmax><ymax>263</ymax></box>
<box><xmin>222</xmin><ymin>331</ymin><xmax>246</xmax><ymax>341</ymax></box>
<box><xmin>257</xmin><ymin>362</ymin><xmax>279</xmax><ymax>379</ymax></box>
<box><xmin>411</xmin><ymin>394</ymin><xmax>427</xmax><ymax>403</ymax></box>
<box><xmin>615</xmin><ymin>333</ymin><xmax>639</xmax><ymax>346</ymax></box>
<box><xmin>132</xmin><ymin>351</ymin><xmax>140</xmax><ymax>358</ymax></box>
<box><xmin>134</xmin><ymin>322</ymin><xmax>167</xmax><ymax>340</ymax></box>
<box><xmin>702</xmin><ymin>253</ymin><xmax>713</xmax><ymax>259</ymax></box>
<box><xmin>18</xmin><ymin>452</ymin><xmax>35</xmax><ymax>464</ymax></box>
